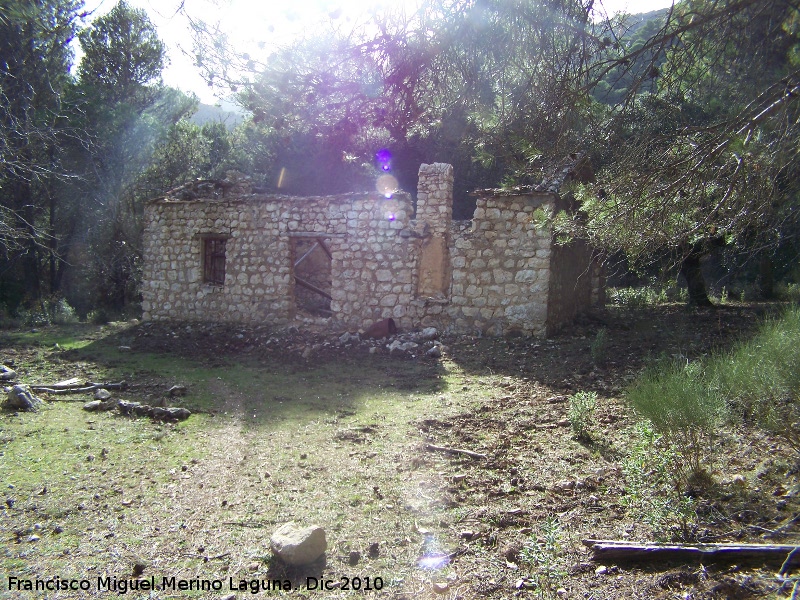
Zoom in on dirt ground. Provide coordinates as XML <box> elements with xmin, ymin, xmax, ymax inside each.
<box><xmin>1</xmin><ymin>303</ymin><xmax>799</xmax><ymax>599</ymax></box>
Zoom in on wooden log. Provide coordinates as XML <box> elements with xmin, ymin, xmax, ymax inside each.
<box><xmin>30</xmin><ymin>381</ymin><xmax>127</xmax><ymax>394</ymax></box>
<box><xmin>425</xmin><ymin>443</ymin><xmax>487</xmax><ymax>460</ymax></box>
<box><xmin>582</xmin><ymin>539</ymin><xmax>800</xmax><ymax>568</ymax></box>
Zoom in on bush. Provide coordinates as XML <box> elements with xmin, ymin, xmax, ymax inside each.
<box><xmin>15</xmin><ymin>297</ymin><xmax>79</xmax><ymax>327</ymax></box>
<box><xmin>568</xmin><ymin>391</ymin><xmax>597</xmax><ymax>440</ymax></box>
<box><xmin>520</xmin><ymin>515</ymin><xmax>566</xmax><ymax>595</ymax></box>
<box><xmin>626</xmin><ymin>359</ymin><xmax>726</xmax><ymax>481</ymax></box>
<box><xmin>775</xmin><ymin>282</ymin><xmax>800</xmax><ymax>303</ymax></box>
<box><xmin>621</xmin><ymin>422</ymin><xmax>698</xmax><ymax>541</ymax></box>
<box><xmin>590</xmin><ymin>327</ymin><xmax>608</xmax><ymax>365</ymax></box>
<box><xmin>608</xmin><ymin>286</ymin><xmax>666</xmax><ymax>308</ymax></box>
<box><xmin>708</xmin><ymin>306</ymin><xmax>800</xmax><ymax>452</ymax></box>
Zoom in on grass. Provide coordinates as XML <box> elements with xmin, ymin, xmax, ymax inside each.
<box><xmin>2</xmin><ymin>310</ymin><xmax>799</xmax><ymax>599</ymax></box>
<box><xmin>709</xmin><ymin>306</ymin><xmax>800</xmax><ymax>452</ymax></box>
<box><xmin>0</xmin><ymin>324</ymin><xmax>473</xmax><ymax>598</ymax></box>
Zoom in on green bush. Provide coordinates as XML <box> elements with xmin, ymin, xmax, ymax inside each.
<box><xmin>621</xmin><ymin>422</ymin><xmax>698</xmax><ymax>541</ymax></box>
<box><xmin>568</xmin><ymin>391</ymin><xmax>597</xmax><ymax>440</ymax></box>
<box><xmin>608</xmin><ymin>286</ymin><xmax>665</xmax><ymax>308</ymax></box>
<box><xmin>520</xmin><ymin>515</ymin><xmax>566</xmax><ymax>596</ymax></box>
<box><xmin>15</xmin><ymin>297</ymin><xmax>79</xmax><ymax>327</ymax></box>
<box><xmin>775</xmin><ymin>282</ymin><xmax>800</xmax><ymax>303</ymax></box>
<box><xmin>590</xmin><ymin>327</ymin><xmax>608</xmax><ymax>365</ymax></box>
<box><xmin>626</xmin><ymin>359</ymin><xmax>726</xmax><ymax>480</ymax></box>
<box><xmin>708</xmin><ymin>306</ymin><xmax>800</xmax><ymax>452</ymax></box>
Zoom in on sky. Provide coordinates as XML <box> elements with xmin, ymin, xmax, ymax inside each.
<box><xmin>81</xmin><ymin>0</ymin><xmax>676</xmax><ymax>105</ymax></box>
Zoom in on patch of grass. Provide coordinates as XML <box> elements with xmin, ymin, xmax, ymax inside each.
<box><xmin>520</xmin><ymin>515</ymin><xmax>566</xmax><ymax>598</ymax></box>
<box><xmin>1</xmin><ymin>326</ymin><xmax>460</xmax><ymax>597</ymax></box>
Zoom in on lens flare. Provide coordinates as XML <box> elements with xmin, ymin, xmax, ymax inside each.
<box><xmin>417</xmin><ymin>554</ymin><xmax>450</xmax><ymax>570</ymax></box>
<box><xmin>382</xmin><ymin>198</ymin><xmax>400</xmax><ymax>221</ymax></box>
<box><xmin>376</xmin><ymin>174</ymin><xmax>399</xmax><ymax>198</ymax></box>
<box><xmin>375</xmin><ymin>148</ymin><xmax>392</xmax><ymax>171</ymax></box>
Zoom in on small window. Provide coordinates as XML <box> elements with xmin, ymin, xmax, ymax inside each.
<box><xmin>203</xmin><ymin>237</ymin><xmax>227</xmax><ymax>285</ymax></box>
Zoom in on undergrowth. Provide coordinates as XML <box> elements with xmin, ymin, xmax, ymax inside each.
<box><xmin>709</xmin><ymin>306</ymin><xmax>800</xmax><ymax>453</ymax></box>
<box><xmin>621</xmin><ymin>423</ymin><xmax>698</xmax><ymax>541</ymax></box>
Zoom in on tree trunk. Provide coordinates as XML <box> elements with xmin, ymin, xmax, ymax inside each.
<box><xmin>680</xmin><ymin>251</ymin><xmax>713</xmax><ymax>307</ymax></box>
<box><xmin>15</xmin><ymin>181</ymin><xmax>42</xmax><ymax>303</ymax></box>
<box><xmin>758</xmin><ymin>254</ymin><xmax>774</xmax><ymax>299</ymax></box>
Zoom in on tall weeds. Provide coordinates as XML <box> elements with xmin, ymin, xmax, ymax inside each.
<box><xmin>709</xmin><ymin>306</ymin><xmax>800</xmax><ymax>452</ymax></box>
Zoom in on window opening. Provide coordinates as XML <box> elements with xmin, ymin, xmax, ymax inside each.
<box><xmin>292</xmin><ymin>237</ymin><xmax>332</xmax><ymax>316</ymax></box>
<box><xmin>203</xmin><ymin>237</ymin><xmax>227</xmax><ymax>285</ymax></box>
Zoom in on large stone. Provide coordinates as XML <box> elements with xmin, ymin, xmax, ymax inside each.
<box><xmin>0</xmin><ymin>365</ymin><xmax>16</xmax><ymax>381</ymax></box>
<box><xmin>4</xmin><ymin>385</ymin><xmax>43</xmax><ymax>412</ymax></box>
<box><xmin>270</xmin><ymin>522</ymin><xmax>327</xmax><ymax>565</ymax></box>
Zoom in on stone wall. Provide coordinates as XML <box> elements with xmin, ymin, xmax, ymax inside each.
<box><xmin>142</xmin><ymin>163</ymin><xmax>600</xmax><ymax>336</ymax></box>
<box><xmin>142</xmin><ymin>191</ymin><xmax>418</xmax><ymax>330</ymax></box>
<box><xmin>427</xmin><ymin>194</ymin><xmax>554</xmax><ymax>337</ymax></box>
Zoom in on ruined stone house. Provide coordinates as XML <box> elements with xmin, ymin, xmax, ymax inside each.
<box><xmin>141</xmin><ymin>157</ymin><xmax>604</xmax><ymax>337</ymax></box>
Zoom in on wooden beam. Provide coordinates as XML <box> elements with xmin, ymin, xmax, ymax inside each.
<box><xmin>294</xmin><ymin>276</ymin><xmax>332</xmax><ymax>300</ymax></box>
<box><xmin>294</xmin><ymin>242</ymin><xmax>320</xmax><ymax>268</ymax></box>
<box><xmin>316</xmin><ymin>237</ymin><xmax>332</xmax><ymax>260</ymax></box>
<box><xmin>582</xmin><ymin>539</ymin><xmax>800</xmax><ymax>568</ymax></box>
<box><xmin>287</xmin><ymin>232</ymin><xmax>345</xmax><ymax>238</ymax></box>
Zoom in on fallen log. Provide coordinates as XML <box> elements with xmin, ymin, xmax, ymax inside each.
<box><xmin>582</xmin><ymin>539</ymin><xmax>800</xmax><ymax>569</ymax></box>
<box><xmin>30</xmin><ymin>381</ymin><xmax>127</xmax><ymax>394</ymax></box>
<box><xmin>425</xmin><ymin>443</ymin><xmax>487</xmax><ymax>460</ymax></box>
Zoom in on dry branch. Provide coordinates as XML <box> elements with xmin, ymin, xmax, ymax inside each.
<box><xmin>30</xmin><ymin>381</ymin><xmax>127</xmax><ymax>395</ymax></box>
<box><xmin>425</xmin><ymin>443</ymin><xmax>487</xmax><ymax>460</ymax></box>
<box><xmin>582</xmin><ymin>539</ymin><xmax>800</xmax><ymax>568</ymax></box>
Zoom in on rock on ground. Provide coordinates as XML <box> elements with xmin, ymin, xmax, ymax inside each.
<box><xmin>270</xmin><ymin>522</ymin><xmax>327</xmax><ymax>566</ymax></box>
<box><xmin>3</xmin><ymin>384</ymin><xmax>43</xmax><ymax>412</ymax></box>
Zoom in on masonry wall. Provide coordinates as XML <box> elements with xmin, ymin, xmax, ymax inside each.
<box><xmin>422</xmin><ymin>194</ymin><xmax>554</xmax><ymax>337</ymax></box>
<box><xmin>142</xmin><ymin>192</ymin><xmax>418</xmax><ymax>329</ymax></box>
<box><xmin>142</xmin><ymin>163</ymin><xmax>599</xmax><ymax>336</ymax></box>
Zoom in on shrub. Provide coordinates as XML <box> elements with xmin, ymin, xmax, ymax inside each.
<box><xmin>775</xmin><ymin>282</ymin><xmax>800</xmax><ymax>303</ymax></box>
<box><xmin>520</xmin><ymin>515</ymin><xmax>566</xmax><ymax>596</ymax></box>
<box><xmin>626</xmin><ymin>359</ymin><xmax>726</xmax><ymax>481</ymax></box>
<box><xmin>568</xmin><ymin>391</ymin><xmax>597</xmax><ymax>440</ymax></box>
<box><xmin>607</xmin><ymin>285</ymin><xmax>673</xmax><ymax>308</ymax></box>
<box><xmin>708</xmin><ymin>306</ymin><xmax>800</xmax><ymax>452</ymax></box>
<box><xmin>590</xmin><ymin>327</ymin><xmax>608</xmax><ymax>365</ymax></box>
<box><xmin>621</xmin><ymin>422</ymin><xmax>698</xmax><ymax>541</ymax></box>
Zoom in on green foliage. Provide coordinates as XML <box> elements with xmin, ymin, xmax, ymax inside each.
<box><xmin>607</xmin><ymin>286</ymin><xmax>669</xmax><ymax>308</ymax></box>
<box><xmin>78</xmin><ymin>0</ymin><xmax>165</xmax><ymax>104</ymax></box>
<box><xmin>14</xmin><ymin>297</ymin><xmax>79</xmax><ymax>327</ymax></box>
<box><xmin>708</xmin><ymin>306</ymin><xmax>800</xmax><ymax>452</ymax></box>
<box><xmin>626</xmin><ymin>358</ymin><xmax>726</xmax><ymax>479</ymax></box>
<box><xmin>520</xmin><ymin>515</ymin><xmax>566</xmax><ymax>598</ymax></box>
<box><xmin>775</xmin><ymin>282</ymin><xmax>800</xmax><ymax>303</ymax></box>
<box><xmin>621</xmin><ymin>422</ymin><xmax>698</xmax><ymax>541</ymax></box>
<box><xmin>590</xmin><ymin>327</ymin><xmax>609</xmax><ymax>366</ymax></box>
<box><xmin>568</xmin><ymin>391</ymin><xmax>598</xmax><ymax>440</ymax></box>
<box><xmin>626</xmin><ymin>303</ymin><xmax>800</xmax><ymax>528</ymax></box>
